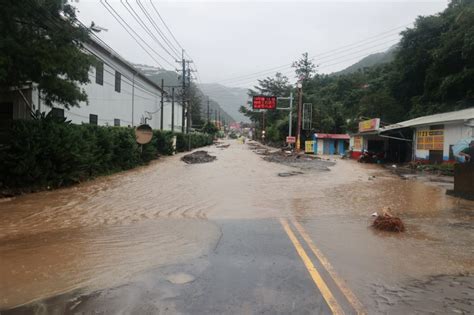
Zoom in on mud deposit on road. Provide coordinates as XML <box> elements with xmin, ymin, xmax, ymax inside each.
<box><xmin>181</xmin><ymin>150</ymin><xmax>216</xmax><ymax>164</ymax></box>
<box><xmin>1</xmin><ymin>140</ymin><xmax>473</xmax><ymax>313</ymax></box>
<box><xmin>247</xmin><ymin>141</ymin><xmax>335</xmax><ymax>171</ymax></box>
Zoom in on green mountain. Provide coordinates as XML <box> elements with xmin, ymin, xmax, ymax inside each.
<box><xmin>134</xmin><ymin>65</ymin><xmax>235</xmax><ymax>124</ymax></box>
<box><xmin>198</xmin><ymin>83</ymin><xmax>249</xmax><ymax>123</ymax></box>
<box><xmin>334</xmin><ymin>45</ymin><xmax>398</xmax><ymax>75</ymax></box>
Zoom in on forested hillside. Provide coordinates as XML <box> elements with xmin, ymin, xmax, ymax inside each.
<box><xmin>136</xmin><ymin>66</ymin><xmax>235</xmax><ymax>127</ymax></box>
<box><xmin>240</xmin><ymin>0</ymin><xmax>474</xmax><ymax>142</ymax></box>
<box><xmin>334</xmin><ymin>45</ymin><xmax>397</xmax><ymax>75</ymax></box>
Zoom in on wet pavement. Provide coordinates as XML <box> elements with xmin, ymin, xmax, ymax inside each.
<box><xmin>0</xmin><ymin>140</ymin><xmax>473</xmax><ymax>314</ymax></box>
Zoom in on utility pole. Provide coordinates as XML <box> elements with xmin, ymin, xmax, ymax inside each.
<box><xmin>171</xmin><ymin>87</ymin><xmax>175</xmax><ymax>132</ymax></box>
<box><xmin>296</xmin><ymin>82</ymin><xmax>303</xmax><ymax>151</ymax></box>
<box><xmin>176</xmin><ymin>51</ymin><xmax>194</xmax><ymax>133</ymax></box>
<box><xmin>131</xmin><ymin>72</ymin><xmax>136</xmax><ymax>127</ymax></box>
<box><xmin>178</xmin><ymin>49</ymin><xmax>186</xmax><ymax>133</ymax></box>
<box><xmin>276</xmin><ymin>92</ymin><xmax>294</xmax><ymax>147</ymax></box>
<box><xmin>207</xmin><ymin>96</ymin><xmax>210</xmax><ymax>123</ymax></box>
<box><xmin>185</xmin><ymin>60</ymin><xmax>194</xmax><ymax>133</ymax></box>
<box><xmin>289</xmin><ymin>91</ymin><xmax>293</xmax><ymax>138</ymax></box>
<box><xmin>160</xmin><ymin>79</ymin><xmax>164</xmax><ymax>130</ymax></box>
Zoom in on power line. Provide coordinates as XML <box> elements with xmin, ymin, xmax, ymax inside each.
<box><xmin>149</xmin><ymin>0</ymin><xmax>184</xmax><ymax>51</ymax></box>
<box><xmin>100</xmin><ymin>0</ymin><xmax>175</xmax><ymax>69</ymax></box>
<box><xmin>230</xmin><ymin>43</ymin><xmax>397</xmax><ymax>88</ymax></box>
<box><xmin>218</xmin><ymin>23</ymin><xmax>410</xmax><ymax>83</ymax></box>
<box><xmin>121</xmin><ymin>0</ymin><xmax>180</xmax><ymax>61</ymax></box>
<box><xmin>222</xmin><ymin>37</ymin><xmax>399</xmax><ymax>85</ymax></box>
<box><xmin>136</xmin><ymin>0</ymin><xmax>181</xmax><ymax>58</ymax></box>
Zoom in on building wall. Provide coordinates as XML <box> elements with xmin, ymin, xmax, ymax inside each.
<box><xmin>414</xmin><ymin>122</ymin><xmax>473</xmax><ymax>161</ymax></box>
<box><xmin>317</xmin><ymin>139</ymin><xmax>324</xmax><ymax>154</ymax></box>
<box><xmin>21</xmin><ymin>43</ymin><xmax>185</xmax><ymax>131</ymax></box>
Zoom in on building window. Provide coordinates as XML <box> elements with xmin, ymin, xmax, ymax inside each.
<box><xmin>50</xmin><ymin>107</ymin><xmax>64</xmax><ymax>118</ymax></box>
<box><xmin>89</xmin><ymin>114</ymin><xmax>98</xmax><ymax>125</ymax></box>
<box><xmin>115</xmin><ymin>71</ymin><xmax>121</xmax><ymax>92</ymax></box>
<box><xmin>95</xmin><ymin>62</ymin><xmax>104</xmax><ymax>85</ymax></box>
<box><xmin>114</xmin><ymin>118</ymin><xmax>120</xmax><ymax>126</ymax></box>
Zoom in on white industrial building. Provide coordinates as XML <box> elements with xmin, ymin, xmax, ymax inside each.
<box><xmin>0</xmin><ymin>38</ymin><xmax>184</xmax><ymax>131</ymax></box>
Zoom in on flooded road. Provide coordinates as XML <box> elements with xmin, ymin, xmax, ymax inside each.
<box><xmin>1</xmin><ymin>140</ymin><xmax>473</xmax><ymax>313</ymax></box>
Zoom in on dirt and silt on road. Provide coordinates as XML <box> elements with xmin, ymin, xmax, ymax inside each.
<box><xmin>0</xmin><ymin>140</ymin><xmax>473</xmax><ymax>313</ymax></box>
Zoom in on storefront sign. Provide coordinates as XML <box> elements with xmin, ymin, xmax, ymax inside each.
<box><xmin>358</xmin><ymin>118</ymin><xmax>380</xmax><ymax>133</ymax></box>
<box><xmin>416</xmin><ymin>130</ymin><xmax>444</xmax><ymax>150</ymax></box>
<box><xmin>353</xmin><ymin>136</ymin><xmax>362</xmax><ymax>151</ymax></box>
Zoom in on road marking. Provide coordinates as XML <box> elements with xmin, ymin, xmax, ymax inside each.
<box><xmin>279</xmin><ymin>218</ymin><xmax>344</xmax><ymax>315</ymax></box>
<box><xmin>291</xmin><ymin>218</ymin><xmax>366</xmax><ymax>315</ymax></box>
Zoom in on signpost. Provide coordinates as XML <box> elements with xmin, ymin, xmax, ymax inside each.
<box><xmin>252</xmin><ymin>96</ymin><xmax>277</xmax><ymax>110</ymax></box>
<box><xmin>135</xmin><ymin>124</ymin><xmax>153</xmax><ymax>144</ymax></box>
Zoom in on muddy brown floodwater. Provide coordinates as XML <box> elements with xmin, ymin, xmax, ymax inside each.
<box><xmin>0</xmin><ymin>140</ymin><xmax>473</xmax><ymax>313</ymax></box>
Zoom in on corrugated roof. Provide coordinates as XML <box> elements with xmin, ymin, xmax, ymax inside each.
<box><xmin>382</xmin><ymin>107</ymin><xmax>474</xmax><ymax>131</ymax></box>
<box><xmin>314</xmin><ymin>133</ymin><xmax>350</xmax><ymax>140</ymax></box>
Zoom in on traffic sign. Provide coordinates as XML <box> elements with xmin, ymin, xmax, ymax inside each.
<box><xmin>286</xmin><ymin>136</ymin><xmax>296</xmax><ymax>144</ymax></box>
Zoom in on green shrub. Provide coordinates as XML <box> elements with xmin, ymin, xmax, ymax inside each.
<box><xmin>175</xmin><ymin>132</ymin><xmax>213</xmax><ymax>152</ymax></box>
<box><xmin>0</xmin><ymin>119</ymin><xmax>212</xmax><ymax>191</ymax></box>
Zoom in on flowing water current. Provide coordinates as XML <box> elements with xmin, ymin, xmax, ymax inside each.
<box><xmin>1</xmin><ymin>141</ymin><xmax>473</xmax><ymax>311</ymax></box>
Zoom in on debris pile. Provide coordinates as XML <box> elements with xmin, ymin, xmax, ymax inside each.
<box><xmin>372</xmin><ymin>208</ymin><xmax>405</xmax><ymax>232</ymax></box>
<box><xmin>181</xmin><ymin>151</ymin><xmax>216</xmax><ymax>164</ymax></box>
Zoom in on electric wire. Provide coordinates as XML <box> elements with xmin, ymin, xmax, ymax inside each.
<box><xmin>148</xmin><ymin>0</ymin><xmax>184</xmax><ymax>52</ymax></box>
<box><xmin>219</xmin><ymin>24</ymin><xmax>410</xmax><ymax>83</ymax></box>
<box><xmin>100</xmin><ymin>0</ymin><xmax>175</xmax><ymax>68</ymax></box>
<box><xmin>224</xmin><ymin>38</ymin><xmax>399</xmax><ymax>85</ymax></box>
<box><xmin>135</xmin><ymin>0</ymin><xmax>181</xmax><ymax>58</ymax></box>
<box><xmin>121</xmin><ymin>0</ymin><xmax>180</xmax><ymax>61</ymax></box>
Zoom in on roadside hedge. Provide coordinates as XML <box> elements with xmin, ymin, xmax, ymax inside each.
<box><xmin>0</xmin><ymin>118</ymin><xmax>213</xmax><ymax>191</ymax></box>
<box><xmin>175</xmin><ymin>132</ymin><xmax>214</xmax><ymax>152</ymax></box>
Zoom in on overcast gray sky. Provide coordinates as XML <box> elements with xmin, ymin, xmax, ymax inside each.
<box><xmin>74</xmin><ymin>0</ymin><xmax>448</xmax><ymax>87</ymax></box>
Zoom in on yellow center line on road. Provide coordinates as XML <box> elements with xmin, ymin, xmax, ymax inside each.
<box><xmin>279</xmin><ymin>218</ymin><xmax>344</xmax><ymax>315</ymax></box>
<box><xmin>291</xmin><ymin>218</ymin><xmax>366</xmax><ymax>315</ymax></box>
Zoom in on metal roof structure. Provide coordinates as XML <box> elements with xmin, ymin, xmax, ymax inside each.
<box><xmin>382</xmin><ymin>107</ymin><xmax>474</xmax><ymax>132</ymax></box>
<box><xmin>314</xmin><ymin>133</ymin><xmax>350</xmax><ymax>140</ymax></box>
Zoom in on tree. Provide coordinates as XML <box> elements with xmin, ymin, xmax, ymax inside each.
<box><xmin>0</xmin><ymin>0</ymin><xmax>94</xmax><ymax>108</ymax></box>
<box><xmin>187</xmin><ymin>83</ymin><xmax>203</xmax><ymax>128</ymax></box>
<box><xmin>391</xmin><ymin>0</ymin><xmax>474</xmax><ymax>117</ymax></box>
<box><xmin>292</xmin><ymin>52</ymin><xmax>316</xmax><ymax>82</ymax></box>
<box><xmin>240</xmin><ymin>72</ymin><xmax>292</xmax><ymax>143</ymax></box>
<box><xmin>201</xmin><ymin>121</ymin><xmax>219</xmax><ymax>135</ymax></box>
